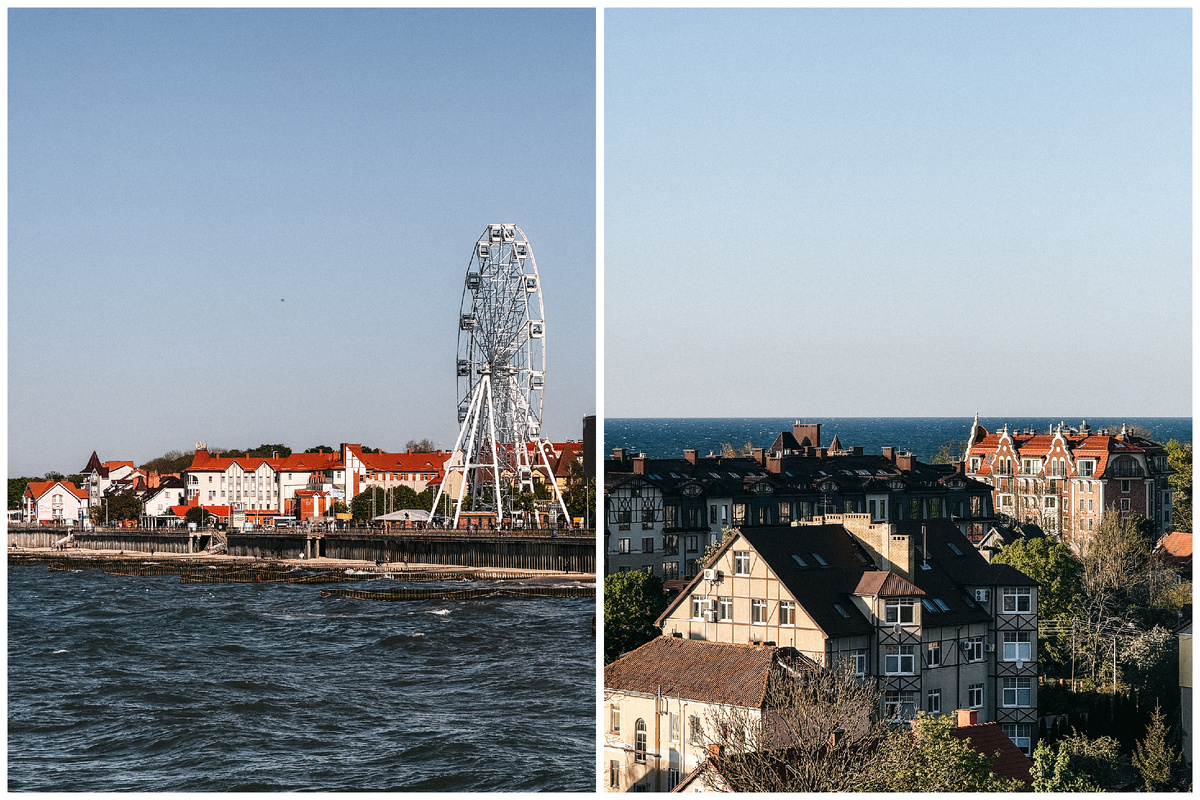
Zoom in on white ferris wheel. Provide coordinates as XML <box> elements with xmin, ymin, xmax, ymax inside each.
<box><xmin>433</xmin><ymin>224</ymin><xmax>570</xmax><ymax>528</ymax></box>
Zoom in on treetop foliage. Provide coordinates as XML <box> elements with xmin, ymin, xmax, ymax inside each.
<box><xmin>603</xmin><ymin>570</ymin><xmax>666</xmax><ymax>663</ymax></box>
<box><xmin>1032</xmin><ymin>732</ymin><xmax>1125</xmax><ymax>791</ymax></box>
<box><xmin>1164</xmin><ymin>439</ymin><xmax>1192</xmax><ymax>533</ymax></box>
<box><xmin>993</xmin><ymin>535</ymin><xmax>1081</xmax><ymax>619</ymax></box>
<box><xmin>864</xmin><ymin>713</ymin><xmax>1023</xmax><ymax>792</ymax></box>
<box><xmin>405</xmin><ymin>439</ymin><xmax>438</xmax><ymax>452</ymax></box>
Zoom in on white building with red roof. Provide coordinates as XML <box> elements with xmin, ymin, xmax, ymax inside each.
<box><xmin>963</xmin><ymin>416</ymin><xmax>1175</xmax><ymax>547</ymax></box>
<box><xmin>23</xmin><ymin>480</ymin><xmax>90</xmax><ymax>525</ymax></box>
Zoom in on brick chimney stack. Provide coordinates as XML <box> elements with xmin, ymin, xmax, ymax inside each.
<box><xmin>896</xmin><ymin>451</ymin><xmax>914</xmax><ymax>471</ymax></box>
<box><xmin>612</xmin><ymin>447</ymin><xmax>626</xmax><ymax>463</ymax></box>
<box><xmin>956</xmin><ymin>708</ymin><xmax>979</xmax><ymax>727</ymax></box>
<box><xmin>793</xmin><ymin>421</ymin><xmax>822</xmax><ymax>448</ymax></box>
<box><xmin>881</xmin><ymin>446</ymin><xmax>895</xmax><ymax>462</ymax></box>
<box><xmin>751</xmin><ymin>447</ymin><xmax>765</xmax><ymax>465</ymax></box>
<box><xmin>633</xmin><ymin>456</ymin><xmax>646</xmax><ymax>475</ymax></box>
<box><xmin>683</xmin><ymin>449</ymin><xmax>697</xmax><ymax>464</ymax></box>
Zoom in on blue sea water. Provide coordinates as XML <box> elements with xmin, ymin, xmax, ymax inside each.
<box><xmin>605</xmin><ymin>417</ymin><xmax>1192</xmax><ymax>463</ymax></box>
<box><xmin>7</xmin><ymin>566</ymin><xmax>594</xmax><ymax>792</ymax></box>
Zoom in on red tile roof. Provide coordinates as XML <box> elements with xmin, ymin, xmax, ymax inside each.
<box><xmin>852</xmin><ymin>571</ymin><xmax>925</xmax><ymax>598</ymax></box>
<box><xmin>25</xmin><ymin>480</ymin><xmax>88</xmax><ymax>501</ymax></box>
<box><xmin>350</xmin><ymin>448</ymin><xmax>446</xmax><ymax>473</ymax></box>
<box><xmin>1160</xmin><ymin>531</ymin><xmax>1193</xmax><ymax>558</ymax></box>
<box><xmin>949</xmin><ymin>721</ymin><xmax>1033</xmax><ymax>788</ymax></box>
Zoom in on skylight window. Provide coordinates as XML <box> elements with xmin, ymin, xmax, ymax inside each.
<box><xmin>710</xmin><ymin>472</ymin><xmax>721</xmax><ymax>479</ymax></box>
<box><xmin>922</xmin><ymin>599</ymin><xmax>937</xmax><ymax>612</ymax></box>
<box><xmin>792</xmin><ymin>554</ymin><xmax>809</xmax><ymax>567</ymax></box>
<box><xmin>946</xmin><ymin>542</ymin><xmax>963</xmax><ymax>556</ymax></box>
<box><xmin>729</xmin><ymin>472</ymin><xmax>739</xmax><ymax>479</ymax></box>
<box><xmin>962</xmin><ymin>594</ymin><xmax>978</xmax><ymax>609</ymax></box>
<box><xmin>669</xmin><ymin>472</ymin><xmax>681</xmax><ymax>479</ymax></box>
<box><xmin>834</xmin><ymin>604</ymin><xmax>850</xmax><ymax>619</ymax></box>
<box><xmin>854</xmin><ymin>550</ymin><xmax>871</xmax><ymax>564</ymax></box>
<box><xmin>811</xmin><ymin>552</ymin><xmax>828</xmax><ymax>567</ymax></box>
<box><xmin>934</xmin><ymin>599</ymin><xmax>950</xmax><ymax>611</ymax></box>
<box><xmin>920</xmin><ymin>562</ymin><xmax>932</xmax><ymax>570</ymax></box>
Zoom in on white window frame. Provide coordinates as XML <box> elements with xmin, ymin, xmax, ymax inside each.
<box><xmin>885</xmin><ymin>644</ymin><xmax>915</xmax><ymax>675</ymax></box>
<box><xmin>926</xmin><ymin>640</ymin><xmax>941</xmax><ymax>667</ymax></box>
<box><xmin>611</xmin><ymin>705</ymin><xmax>621</xmax><ymax>733</ymax></box>
<box><xmin>1002</xmin><ymin>677</ymin><xmax>1032</xmax><ymax>707</ymax></box>
<box><xmin>1002</xmin><ymin>587</ymin><xmax>1032</xmax><ymax>614</ymax></box>
<box><xmin>1003</xmin><ymin>723</ymin><xmax>1032</xmax><ymax>755</ymax></box>
<box><xmin>779</xmin><ymin>600</ymin><xmax>795</xmax><ymax>626</ymax></box>
<box><xmin>733</xmin><ymin>551</ymin><xmax>750</xmax><ymax>575</ymax></box>
<box><xmin>968</xmin><ymin>683</ymin><xmax>983</xmax><ymax>708</ymax></box>
<box><xmin>884</xmin><ymin>598</ymin><xmax>914</xmax><ymax>624</ymax></box>
<box><xmin>717</xmin><ymin>596</ymin><xmax>733</xmax><ymax>622</ymax></box>
<box><xmin>691</xmin><ymin>597</ymin><xmax>704</xmax><ymax>619</ymax></box>
<box><xmin>853</xmin><ymin>650</ymin><xmax>867</xmax><ymax>677</ymax></box>
<box><xmin>927</xmin><ymin>688</ymin><xmax>941</xmax><ymax>714</ymax></box>
<box><xmin>751</xmin><ymin>599</ymin><xmax>767</xmax><ymax>624</ymax></box>
<box><xmin>1003</xmin><ymin>631</ymin><xmax>1032</xmax><ymax>662</ymax></box>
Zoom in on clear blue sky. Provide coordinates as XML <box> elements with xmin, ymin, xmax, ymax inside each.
<box><xmin>9</xmin><ymin>8</ymin><xmax>596</xmax><ymax>477</ymax></box>
<box><xmin>605</xmin><ymin>9</ymin><xmax>1191</xmax><ymax>419</ymax></box>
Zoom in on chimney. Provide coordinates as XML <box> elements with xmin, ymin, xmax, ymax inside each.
<box><xmin>765</xmin><ymin>454</ymin><xmax>782</xmax><ymax>474</ymax></box>
<box><xmin>683</xmin><ymin>449</ymin><xmax>697</xmax><ymax>464</ymax></box>
<box><xmin>830</xmin><ymin>729</ymin><xmax>844</xmax><ymax>747</ymax></box>
<box><xmin>881</xmin><ymin>446</ymin><xmax>896</xmax><ymax>462</ymax></box>
<box><xmin>887</xmin><ymin>530</ymin><xmax>914</xmax><ymax>581</ymax></box>
<box><xmin>896</xmin><ymin>451</ymin><xmax>914</xmax><ymax>471</ymax></box>
<box><xmin>751</xmin><ymin>447</ymin><xmax>765</xmax><ymax>465</ymax></box>
<box><xmin>957</xmin><ymin>460</ymin><xmax>966</xmax><ymax>474</ymax></box>
<box><xmin>633</xmin><ymin>456</ymin><xmax>646</xmax><ymax>475</ymax></box>
<box><xmin>612</xmin><ymin>447</ymin><xmax>626</xmax><ymax>462</ymax></box>
<box><xmin>707</xmin><ymin>743</ymin><xmax>724</xmax><ymax>759</ymax></box>
<box><xmin>956</xmin><ymin>708</ymin><xmax>979</xmax><ymax>727</ymax></box>
<box><xmin>793</xmin><ymin>421</ymin><xmax>822</xmax><ymax>448</ymax></box>
<box><xmin>851</xmin><ymin>446</ymin><xmax>863</xmax><ymax>456</ymax></box>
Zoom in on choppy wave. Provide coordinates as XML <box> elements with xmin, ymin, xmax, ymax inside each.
<box><xmin>8</xmin><ymin>566</ymin><xmax>593</xmax><ymax>791</ymax></box>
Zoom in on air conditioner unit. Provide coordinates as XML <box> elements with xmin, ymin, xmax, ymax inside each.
<box><xmin>699</xmin><ymin>599</ymin><xmax>713</xmax><ymax>610</ymax></box>
<box><xmin>703</xmin><ymin>568</ymin><xmax>716</xmax><ymax>581</ymax></box>
<box><xmin>974</xmin><ymin>589</ymin><xmax>989</xmax><ymax>602</ymax></box>
<box><xmin>703</xmin><ymin>610</ymin><xmax>717</xmax><ymax>623</ymax></box>
<box><xmin>984</xmin><ymin>643</ymin><xmax>996</xmax><ymax>653</ymax></box>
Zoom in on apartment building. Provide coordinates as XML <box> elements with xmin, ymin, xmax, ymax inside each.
<box><xmin>605</xmin><ymin>421</ymin><xmax>995</xmax><ymax>579</ymax></box>
<box><xmin>963</xmin><ymin>417</ymin><xmax>1175</xmax><ymax>546</ymax></box>
<box><xmin>655</xmin><ymin>515</ymin><xmax>1039</xmax><ymax>755</ymax></box>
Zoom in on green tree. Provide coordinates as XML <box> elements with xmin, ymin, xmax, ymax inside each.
<box><xmin>563</xmin><ymin>461</ymin><xmax>596</xmax><ymax>525</ymax></box>
<box><xmin>697</xmin><ymin>528</ymin><xmax>734</xmax><ymax>569</ymax></box>
<box><xmin>1164</xmin><ymin>439</ymin><xmax>1191</xmax><ymax>533</ymax></box>
<box><xmin>185</xmin><ymin>506</ymin><xmax>212</xmax><ymax>526</ymax></box>
<box><xmin>931</xmin><ymin>439</ymin><xmax>967</xmax><ymax>465</ymax></box>
<box><xmin>1120</xmin><ymin>626</ymin><xmax>1179</xmax><ymax>711</ymax></box>
<box><xmin>330</xmin><ymin>501</ymin><xmax>348</xmax><ymax>516</ymax></box>
<box><xmin>304</xmin><ymin>445</ymin><xmax>335</xmax><ymax>454</ymax></box>
<box><xmin>105</xmin><ymin>492</ymin><xmax>143</xmax><ymax>521</ymax></box>
<box><xmin>864</xmin><ymin>713</ymin><xmax>1023</xmax><ymax>792</ymax></box>
<box><xmin>350</xmin><ymin>484</ymin><xmax>386</xmax><ymax>522</ymax></box>
<box><xmin>8</xmin><ymin>477</ymin><xmax>41</xmax><ymax>510</ymax></box>
<box><xmin>603</xmin><ymin>570</ymin><xmax>667</xmax><ymax>663</ymax></box>
<box><xmin>140</xmin><ymin>449</ymin><xmax>196</xmax><ymax>473</ymax></box>
<box><xmin>1132</xmin><ymin>702</ymin><xmax>1182</xmax><ymax>791</ymax></box>
<box><xmin>404</xmin><ymin>439</ymin><xmax>437</xmax><ymax>452</ymax></box>
<box><xmin>993</xmin><ymin>536</ymin><xmax>1082</xmax><ymax>620</ymax></box>
<box><xmin>1082</xmin><ymin>510</ymin><xmax>1153</xmax><ymax>599</ymax></box>
<box><xmin>1031</xmin><ymin>732</ymin><xmax>1124</xmax><ymax>792</ymax></box>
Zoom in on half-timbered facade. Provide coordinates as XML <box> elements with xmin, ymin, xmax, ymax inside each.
<box><xmin>654</xmin><ymin>514</ymin><xmax>1039</xmax><ymax>753</ymax></box>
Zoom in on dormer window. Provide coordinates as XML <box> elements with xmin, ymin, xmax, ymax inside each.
<box><xmin>884</xmin><ymin>598</ymin><xmax>914</xmax><ymax>624</ymax></box>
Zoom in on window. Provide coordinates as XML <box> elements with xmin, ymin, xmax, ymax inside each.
<box><xmin>834</xmin><ymin>603</ymin><xmax>850</xmax><ymax>619</ymax></box>
<box><xmin>617</xmin><ymin>510</ymin><xmax>631</xmax><ymax>531</ymax></box>
<box><xmin>885</xmin><ymin>644</ymin><xmax>915</xmax><ymax>674</ymax></box>
<box><xmin>963</xmin><ymin>636</ymin><xmax>984</xmax><ymax>662</ymax></box>
<box><xmin>718</xmin><ymin>596</ymin><xmax>733</xmax><ymax>622</ymax></box>
<box><xmin>1120</xmin><ymin>498</ymin><xmax>1130</xmax><ymax>511</ymax></box>
<box><xmin>634</xmin><ymin>719</ymin><xmax>647</xmax><ymax>763</ymax></box>
<box><xmin>853</xmin><ymin>650</ymin><xmax>867</xmax><ymax>676</ymax></box>
<box><xmin>1003</xmin><ymin>677</ymin><xmax>1032</xmax><ymax>707</ymax></box>
<box><xmin>779</xmin><ymin>601</ymin><xmax>795</xmax><ymax>626</ymax></box>
<box><xmin>751</xmin><ymin>599</ymin><xmax>767</xmax><ymax>624</ymax></box>
<box><xmin>792</xmin><ymin>554</ymin><xmax>809</xmax><ymax>567</ymax></box>
<box><xmin>1003</xmin><ymin>631</ymin><xmax>1032</xmax><ymax>662</ymax></box>
<box><xmin>691</xmin><ymin>597</ymin><xmax>704</xmax><ymax>619</ymax></box>
<box><xmin>618</xmin><ymin>538</ymin><xmax>630</xmax><ymax>554</ymax></box>
<box><xmin>926</xmin><ymin>641</ymin><xmax>941</xmax><ymax>667</ymax></box>
<box><xmin>642</xmin><ymin>537</ymin><xmax>654</xmax><ymax>554</ymax></box>
<box><xmin>1002</xmin><ymin>587</ymin><xmax>1032</xmax><ymax>613</ymax></box>
<box><xmin>690</xmin><ymin>714</ymin><xmax>702</xmax><ymax>744</ymax></box>
<box><xmin>884</xmin><ymin>691</ymin><xmax>915</xmax><ymax>720</ymax></box>
<box><xmin>1003</xmin><ymin>723</ymin><xmax>1032</xmax><ymax>755</ymax></box>
<box><xmin>778</xmin><ymin>501</ymin><xmax>791</xmax><ymax>524</ymax></box>
<box><xmin>669</xmin><ymin>712</ymin><xmax>680</xmax><ymax>742</ymax></box>
<box><xmin>642</xmin><ymin>508</ymin><xmax>657</xmax><ymax>529</ymax></box>
<box><xmin>885</xmin><ymin>598</ymin><xmax>915</xmax><ymax>624</ymax></box>
<box><xmin>968</xmin><ymin>683</ymin><xmax>984</xmax><ymax>708</ymax></box>
<box><xmin>732</xmin><ymin>504</ymin><xmax>747</xmax><ymax>526</ymax></box>
<box><xmin>686</xmin><ymin>535</ymin><xmax>698</xmax><ymax>553</ymax></box>
<box><xmin>611</xmin><ymin>705</ymin><xmax>621</xmax><ymax>733</ymax></box>
<box><xmin>927</xmin><ymin>689</ymin><xmax>941</xmax><ymax>714</ymax></box>
<box><xmin>662</xmin><ymin>535</ymin><xmax>679</xmax><ymax>556</ymax></box>
<box><xmin>610</xmin><ymin>760</ymin><xmax>619</xmax><ymax>789</ymax></box>
<box><xmin>733</xmin><ymin>551</ymin><xmax>750</xmax><ymax>575</ymax></box>
<box><xmin>811</xmin><ymin>552</ymin><xmax>828</xmax><ymax>567</ymax></box>
<box><xmin>662</xmin><ymin>561</ymin><xmax>679</xmax><ymax>580</ymax></box>
<box><xmin>664</xmin><ymin>505</ymin><xmax>677</xmax><ymax>528</ymax></box>
<box><xmin>668</xmin><ymin>769</ymin><xmax>680</xmax><ymax>791</ymax></box>
<box><xmin>1121</xmin><ymin>480</ymin><xmax>1130</xmax><ymax>493</ymax></box>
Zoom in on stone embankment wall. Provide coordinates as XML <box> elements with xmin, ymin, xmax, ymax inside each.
<box><xmin>9</xmin><ymin>527</ymin><xmax>596</xmax><ymax>573</ymax></box>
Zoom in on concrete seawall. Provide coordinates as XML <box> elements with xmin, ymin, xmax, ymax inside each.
<box><xmin>9</xmin><ymin>527</ymin><xmax>596</xmax><ymax>574</ymax></box>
